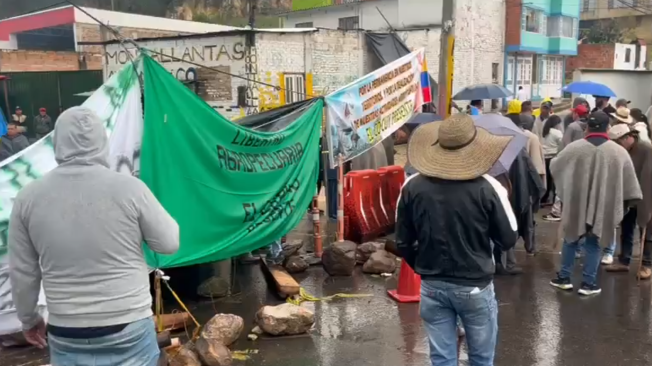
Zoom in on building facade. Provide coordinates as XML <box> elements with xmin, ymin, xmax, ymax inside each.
<box><xmin>580</xmin><ymin>0</ymin><xmax>652</xmax><ymax>65</ymax></box>
<box><xmin>281</xmin><ymin>0</ymin><xmax>444</xmax><ymax>30</ymax></box>
<box><xmin>0</xmin><ymin>5</ymin><xmax>238</xmax><ymax>72</ymax></box>
<box><xmin>504</xmin><ymin>0</ymin><xmax>580</xmax><ymax>100</ymax></box>
<box><xmin>566</xmin><ymin>42</ymin><xmax>647</xmax><ymax>78</ymax></box>
<box><xmin>282</xmin><ymin>0</ymin><xmax>506</xmax><ymax>109</ymax></box>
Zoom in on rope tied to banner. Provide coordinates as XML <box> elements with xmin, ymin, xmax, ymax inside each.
<box><xmin>286</xmin><ymin>287</ymin><xmax>372</xmax><ymax>306</ymax></box>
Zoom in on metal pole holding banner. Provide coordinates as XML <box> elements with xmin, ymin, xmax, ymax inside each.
<box><xmin>437</xmin><ymin>0</ymin><xmax>455</xmax><ymax>118</ymax></box>
<box><xmin>312</xmin><ymin>193</ymin><xmax>322</xmax><ymax>257</ymax></box>
<box><xmin>337</xmin><ymin>154</ymin><xmax>344</xmax><ymax>242</ymax></box>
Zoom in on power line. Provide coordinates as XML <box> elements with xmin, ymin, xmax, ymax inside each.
<box><xmin>64</xmin><ymin>0</ymin><xmax>314</xmax><ymax>99</ymax></box>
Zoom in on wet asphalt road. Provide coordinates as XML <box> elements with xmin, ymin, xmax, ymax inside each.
<box><xmin>4</xmin><ymin>212</ymin><xmax>652</xmax><ymax>366</ymax></box>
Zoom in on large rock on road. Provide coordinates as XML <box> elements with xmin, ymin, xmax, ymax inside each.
<box><xmin>322</xmin><ymin>240</ymin><xmax>357</xmax><ymax>276</ymax></box>
<box><xmin>255</xmin><ymin>303</ymin><xmax>315</xmax><ymax>336</ymax></box>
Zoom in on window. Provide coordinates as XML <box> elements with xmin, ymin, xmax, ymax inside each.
<box><xmin>547</xmin><ymin>16</ymin><xmax>577</xmax><ymax>38</ymax></box>
<box><xmin>625</xmin><ymin>48</ymin><xmax>632</xmax><ymax>62</ymax></box>
<box><xmin>525</xmin><ymin>8</ymin><xmax>542</xmax><ymax>33</ymax></box>
<box><xmin>338</xmin><ymin>16</ymin><xmax>359</xmax><ymax>30</ymax></box>
<box><xmin>295</xmin><ymin>22</ymin><xmax>313</xmax><ymax>28</ymax></box>
<box><xmin>284</xmin><ymin>74</ymin><xmax>306</xmax><ymax>104</ymax></box>
<box><xmin>609</xmin><ymin>0</ymin><xmax>634</xmax><ymax>8</ymax></box>
<box><xmin>492</xmin><ymin>63</ymin><xmax>499</xmax><ymax>84</ymax></box>
<box><xmin>561</xmin><ymin>17</ymin><xmax>574</xmax><ymax>37</ymax></box>
<box><xmin>547</xmin><ymin>16</ymin><xmax>561</xmax><ymax>37</ymax></box>
<box><xmin>582</xmin><ymin>0</ymin><xmax>596</xmax><ymax>12</ymax></box>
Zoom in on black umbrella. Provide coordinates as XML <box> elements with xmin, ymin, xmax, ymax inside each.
<box><xmin>452</xmin><ymin>84</ymin><xmax>513</xmax><ymax>101</ymax></box>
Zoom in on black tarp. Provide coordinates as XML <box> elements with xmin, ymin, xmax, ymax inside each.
<box><xmin>235</xmin><ymin>98</ymin><xmax>321</xmax><ymax>132</ymax></box>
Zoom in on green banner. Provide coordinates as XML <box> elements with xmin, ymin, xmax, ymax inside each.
<box><xmin>140</xmin><ymin>56</ymin><xmax>322</xmax><ymax>268</ymax></box>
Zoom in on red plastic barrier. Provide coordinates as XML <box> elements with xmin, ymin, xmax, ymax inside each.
<box><xmin>378</xmin><ymin>166</ymin><xmax>405</xmax><ymax>232</ymax></box>
<box><xmin>344</xmin><ymin>170</ymin><xmax>383</xmax><ymax>242</ymax></box>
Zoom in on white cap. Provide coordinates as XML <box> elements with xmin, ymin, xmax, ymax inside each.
<box><xmin>608</xmin><ymin>123</ymin><xmax>633</xmax><ymax>140</ymax></box>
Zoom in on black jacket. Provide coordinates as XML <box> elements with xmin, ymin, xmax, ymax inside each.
<box><xmin>396</xmin><ymin>174</ymin><xmax>517</xmax><ymax>287</ymax></box>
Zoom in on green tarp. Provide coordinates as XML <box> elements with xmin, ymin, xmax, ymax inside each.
<box><xmin>140</xmin><ymin>56</ymin><xmax>323</xmax><ymax>268</ymax></box>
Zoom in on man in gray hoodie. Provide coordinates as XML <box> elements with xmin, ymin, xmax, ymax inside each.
<box><xmin>9</xmin><ymin>107</ymin><xmax>179</xmax><ymax>365</ymax></box>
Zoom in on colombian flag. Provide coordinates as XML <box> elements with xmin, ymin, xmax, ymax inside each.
<box><xmin>420</xmin><ymin>56</ymin><xmax>432</xmax><ymax>104</ymax></box>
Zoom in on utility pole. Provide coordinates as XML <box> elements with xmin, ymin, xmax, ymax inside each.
<box><xmin>437</xmin><ymin>0</ymin><xmax>455</xmax><ymax>118</ymax></box>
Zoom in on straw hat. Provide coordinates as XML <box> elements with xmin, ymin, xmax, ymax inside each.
<box><xmin>611</xmin><ymin>107</ymin><xmax>634</xmax><ymax>124</ymax></box>
<box><xmin>407</xmin><ymin>114</ymin><xmax>513</xmax><ymax>180</ymax></box>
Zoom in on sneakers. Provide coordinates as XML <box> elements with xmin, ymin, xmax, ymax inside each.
<box><xmin>543</xmin><ymin>213</ymin><xmax>561</xmax><ymax>222</ymax></box>
<box><xmin>601</xmin><ymin>254</ymin><xmax>614</xmax><ymax>265</ymax></box>
<box><xmin>550</xmin><ymin>276</ymin><xmax>573</xmax><ymax>290</ymax></box>
<box><xmin>638</xmin><ymin>267</ymin><xmax>652</xmax><ymax>280</ymax></box>
<box><xmin>578</xmin><ymin>282</ymin><xmax>602</xmax><ymax>296</ymax></box>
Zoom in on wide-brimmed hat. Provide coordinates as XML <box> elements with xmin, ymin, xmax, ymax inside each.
<box><xmin>407</xmin><ymin>113</ymin><xmax>513</xmax><ymax>180</ymax></box>
<box><xmin>611</xmin><ymin>107</ymin><xmax>633</xmax><ymax>124</ymax></box>
<box><xmin>608</xmin><ymin>123</ymin><xmax>635</xmax><ymax>140</ymax></box>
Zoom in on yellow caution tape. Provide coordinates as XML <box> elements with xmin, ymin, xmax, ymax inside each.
<box><xmin>232</xmin><ymin>349</ymin><xmax>259</xmax><ymax>361</ymax></box>
<box><xmin>286</xmin><ymin>287</ymin><xmax>372</xmax><ymax>306</ymax></box>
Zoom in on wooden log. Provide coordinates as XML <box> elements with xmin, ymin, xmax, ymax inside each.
<box><xmin>260</xmin><ymin>258</ymin><xmax>300</xmax><ymax>298</ymax></box>
<box><xmin>152</xmin><ymin>312</ymin><xmax>190</xmax><ymax>332</ymax></box>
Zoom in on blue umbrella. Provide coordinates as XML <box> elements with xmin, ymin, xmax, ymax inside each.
<box><xmin>562</xmin><ymin>81</ymin><xmax>616</xmax><ymax>97</ymax></box>
<box><xmin>472</xmin><ymin>114</ymin><xmax>528</xmax><ymax>176</ymax></box>
<box><xmin>453</xmin><ymin>84</ymin><xmax>513</xmax><ymax>101</ymax></box>
<box><xmin>405</xmin><ymin>112</ymin><xmax>442</xmax><ymax>126</ymax></box>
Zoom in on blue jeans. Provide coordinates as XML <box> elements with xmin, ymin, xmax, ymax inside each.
<box><xmin>49</xmin><ymin>317</ymin><xmax>159</xmax><ymax>366</ymax></box>
<box><xmin>560</xmin><ymin>234</ymin><xmax>601</xmax><ymax>285</ymax></box>
<box><xmin>420</xmin><ymin>280</ymin><xmax>498</xmax><ymax>366</ymax></box>
<box><xmin>575</xmin><ymin>229</ymin><xmax>617</xmax><ymax>256</ymax></box>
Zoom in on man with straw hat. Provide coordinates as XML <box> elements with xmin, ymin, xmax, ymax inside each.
<box><xmin>605</xmin><ymin>124</ymin><xmax>652</xmax><ymax>280</ymax></box>
<box><xmin>550</xmin><ymin>111</ymin><xmax>642</xmax><ymax>295</ymax></box>
<box><xmin>396</xmin><ymin>113</ymin><xmax>517</xmax><ymax>365</ymax></box>
<box><xmin>611</xmin><ymin>106</ymin><xmax>634</xmax><ymax>125</ymax></box>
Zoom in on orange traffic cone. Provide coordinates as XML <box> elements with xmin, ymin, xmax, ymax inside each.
<box><xmin>387</xmin><ymin>259</ymin><xmax>421</xmax><ymax>303</ymax></box>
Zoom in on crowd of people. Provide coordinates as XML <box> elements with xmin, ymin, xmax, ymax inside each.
<box><xmin>0</xmin><ymin>106</ymin><xmax>53</xmax><ymax>161</ymax></box>
<box><xmin>397</xmin><ymin>95</ymin><xmax>652</xmax><ymax>365</ymax></box>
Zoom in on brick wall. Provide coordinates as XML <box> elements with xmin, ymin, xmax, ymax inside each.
<box><xmin>310</xmin><ymin>29</ymin><xmax>362</xmax><ymax>96</ymax></box>
<box><xmin>505</xmin><ymin>0</ymin><xmax>521</xmax><ymax>47</ymax></box>
<box><xmin>565</xmin><ymin>44</ymin><xmax>615</xmax><ymax>78</ymax></box>
<box><xmin>0</xmin><ymin>50</ymin><xmax>82</xmax><ymax>72</ymax></box>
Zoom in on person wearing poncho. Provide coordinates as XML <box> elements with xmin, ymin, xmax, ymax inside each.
<box><xmin>550</xmin><ymin>111</ymin><xmax>642</xmax><ymax>296</ymax></box>
<box><xmin>605</xmin><ymin>124</ymin><xmax>652</xmax><ymax>280</ymax></box>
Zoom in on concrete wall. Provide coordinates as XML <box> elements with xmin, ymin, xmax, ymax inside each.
<box><xmin>397</xmin><ymin>0</ymin><xmax>443</xmax><ymax>28</ymax></box>
<box><xmin>572</xmin><ymin>69</ymin><xmax>652</xmax><ymax>111</ymax></box>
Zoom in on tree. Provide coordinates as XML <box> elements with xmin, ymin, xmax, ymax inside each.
<box><xmin>579</xmin><ymin>19</ymin><xmax>628</xmax><ymax>44</ymax></box>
